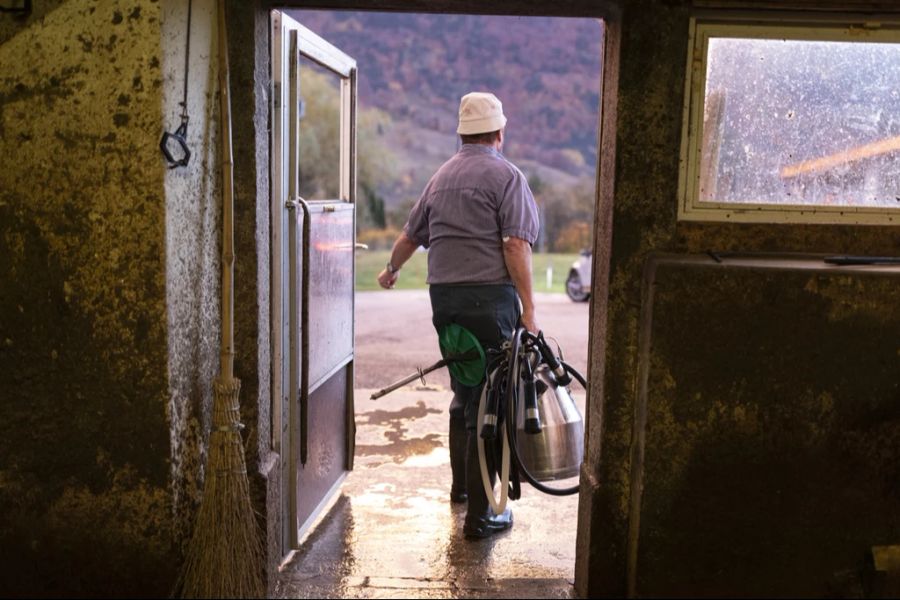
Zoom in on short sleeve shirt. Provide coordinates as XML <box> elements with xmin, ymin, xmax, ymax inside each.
<box><xmin>403</xmin><ymin>144</ymin><xmax>539</xmax><ymax>285</ymax></box>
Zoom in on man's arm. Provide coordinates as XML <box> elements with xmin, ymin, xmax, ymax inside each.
<box><xmin>377</xmin><ymin>231</ymin><xmax>419</xmax><ymax>289</ymax></box>
<box><xmin>503</xmin><ymin>237</ymin><xmax>539</xmax><ymax>333</ymax></box>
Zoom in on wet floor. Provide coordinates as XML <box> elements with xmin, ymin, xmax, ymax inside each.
<box><xmin>274</xmin><ymin>386</ymin><xmax>581</xmax><ymax>599</ymax></box>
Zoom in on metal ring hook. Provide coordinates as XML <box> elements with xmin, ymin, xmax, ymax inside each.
<box><xmin>160</xmin><ymin>119</ymin><xmax>191</xmax><ymax>169</ymax></box>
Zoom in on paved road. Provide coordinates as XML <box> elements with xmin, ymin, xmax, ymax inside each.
<box><xmin>354</xmin><ymin>290</ymin><xmax>590</xmax><ymax>391</ymax></box>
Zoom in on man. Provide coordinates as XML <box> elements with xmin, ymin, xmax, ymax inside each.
<box><xmin>377</xmin><ymin>91</ymin><xmax>540</xmax><ymax>539</ymax></box>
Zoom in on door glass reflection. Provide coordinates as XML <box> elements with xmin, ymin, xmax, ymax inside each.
<box><xmin>299</xmin><ymin>56</ymin><xmax>342</xmax><ymax>200</ymax></box>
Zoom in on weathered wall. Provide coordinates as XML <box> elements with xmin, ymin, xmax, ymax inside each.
<box><xmin>160</xmin><ymin>0</ymin><xmax>222</xmax><ymax>553</ymax></box>
<box><xmin>581</xmin><ymin>0</ymin><xmax>900</xmax><ymax>596</ymax></box>
<box><xmin>0</xmin><ymin>0</ymin><xmax>222</xmax><ymax>595</ymax></box>
<box><xmin>637</xmin><ymin>265</ymin><xmax>900</xmax><ymax>597</ymax></box>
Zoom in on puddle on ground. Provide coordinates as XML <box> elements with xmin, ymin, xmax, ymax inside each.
<box><xmin>355</xmin><ymin>433</ymin><xmax>443</xmax><ymax>463</ymax></box>
<box><xmin>360</xmin><ymin>400</ymin><xmax>442</xmax><ymax>426</ymax></box>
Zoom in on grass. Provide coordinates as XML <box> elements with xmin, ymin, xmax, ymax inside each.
<box><xmin>356</xmin><ymin>249</ymin><xmax>580</xmax><ymax>294</ymax></box>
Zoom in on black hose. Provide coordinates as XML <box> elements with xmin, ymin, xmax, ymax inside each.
<box><xmin>536</xmin><ymin>331</ymin><xmax>571</xmax><ymax>386</ymax></box>
<box><xmin>561</xmin><ymin>360</ymin><xmax>587</xmax><ymax>388</ymax></box>
<box><xmin>480</xmin><ymin>352</ymin><xmax>507</xmax><ymax>440</ymax></box>
<box><xmin>480</xmin><ymin>354</ymin><xmax>521</xmax><ymax>502</ymax></box>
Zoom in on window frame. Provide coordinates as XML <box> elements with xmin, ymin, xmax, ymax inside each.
<box><xmin>678</xmin><ymin>15</ymin><xmax>900</xmax><ymax>225</ymax></box>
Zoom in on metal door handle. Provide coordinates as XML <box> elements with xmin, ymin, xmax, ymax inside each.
<box><xmin>355</xmin><ymin>243</ymin><xmax>369</xmax><ymax>250</ymax></box>
<box><xmin>287</xmin><ymin>195</ymin><xmax>311</xmax><ymax>465</ymax></box>
<box><xmin>298</xmin><ymin>197</ymin><xmax>311</xmax><ymax>467</ymax></box>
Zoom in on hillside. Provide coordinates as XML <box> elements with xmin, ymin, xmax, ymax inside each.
<box><xmin>289</xmin><ymin>10</ymin><xmax>604</xmax><ymax>181</ymax></box>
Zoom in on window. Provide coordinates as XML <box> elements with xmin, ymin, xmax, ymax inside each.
<box><xmin>679</xmin><ymin>17</ymin><xmax>900</xmax><ymax>224</ymax></box>
<box><xmin>298</xmin><ymin>56</ymin><xmax>344</xmax><ymax>200</ymax></box>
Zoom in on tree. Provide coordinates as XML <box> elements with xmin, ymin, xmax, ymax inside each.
<box><xmin>359</xmin><ymin>182</ymin><xmax>386</xmax><ymax>230</ymax></box>
<box><xmin>540</xmin><ymin>179</ymin><xmax>595</xmax><ymax>252</ymax></box>
<box><xmin>296</xmin><ymin>67</ymin><xmax>397</xmax><ymax>226</ymax></box>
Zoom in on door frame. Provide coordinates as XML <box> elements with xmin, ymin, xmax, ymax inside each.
<box><xmin>251</xmin><ymin>1</ymin><xmax>621</xmax><ymax>593</ymax></box>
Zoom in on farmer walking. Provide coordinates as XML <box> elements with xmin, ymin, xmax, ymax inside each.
<box><xmin>377</xmin><ymin>91</ymin><xmax>540</xmax><ymax>539</ymax></box>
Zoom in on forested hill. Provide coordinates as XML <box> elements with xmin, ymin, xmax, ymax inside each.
<box><xmin>289</xmin><ymin>11</ymin><xmax>604</xmax><ymax>174</ymax></box>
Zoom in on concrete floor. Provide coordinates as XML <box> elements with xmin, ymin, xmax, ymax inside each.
<box><xmin>274</xmin><ymin>385</ymin><xmax>582</xmax><ymax>599</ymax></box>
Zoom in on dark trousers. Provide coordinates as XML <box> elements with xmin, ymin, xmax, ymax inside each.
<box><xmin>430</xmin><ymin>284</ymin><xmax>520</xmax><ymax>519</ymax></box>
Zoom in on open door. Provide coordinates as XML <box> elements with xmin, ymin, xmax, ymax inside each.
<box><xmin>271</xmin><ymin>10</ymin><xmax>357</xmax><ymax>558</ymax></box>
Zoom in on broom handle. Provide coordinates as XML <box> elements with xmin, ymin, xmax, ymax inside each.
<box><xmin>217</xmin><ymin>0</ymin><xmax>235</xmax><ymax>382</ymax></box>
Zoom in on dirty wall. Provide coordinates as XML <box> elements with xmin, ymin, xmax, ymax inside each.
<box><xmin>580</xmin><ymin>0</ymin><xmax>900</xmax><ymax>596</ymax></box>
<box><xmin>0</xmin><ymin>0</ymin><xmax>221</xmax><ymax>595</ymax></box>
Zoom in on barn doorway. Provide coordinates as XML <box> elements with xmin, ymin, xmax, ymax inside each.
<box><xmin>270</xmin><ymin>8</ymin><xmax>609</xmax><ymax>598</ymax></box>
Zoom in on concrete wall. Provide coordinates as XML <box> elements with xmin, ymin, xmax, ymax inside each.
<box><xmin>579</xmin><ymin>0</ymin><xmax>900</xmax><ymax>596</ymax></box>
<box><xmin>160</xmin><ymin>0</ymin><xmax>222</xmax><ymax>558</ymax></box>
<box><xmin>0</xmin><ymin>0</ymin><xmax>221</xmax><ymax>595</ymax></box>
<box><xmin>635</xmin><ymin>263</ymin><xmax>899</xmax><ymax>597</ymax></box>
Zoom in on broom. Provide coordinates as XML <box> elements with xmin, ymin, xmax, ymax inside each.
<box><xmin>178</xmin><ymin>0</ymin><xmax>265</xmax><ymax>597</ymax></box>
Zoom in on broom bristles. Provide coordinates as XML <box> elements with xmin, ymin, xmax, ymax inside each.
<box><xmin>179</xmin><ymin>377</ymin><xmax>265</xmax><ymax>599</ymax></box>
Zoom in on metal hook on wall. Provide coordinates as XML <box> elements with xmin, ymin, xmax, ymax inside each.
<box><xmin>160</xmin><ymin>119</ymin><xmax>191</xmax><ymax>169</ymax></box>
<box><xmin>159</xmin><ymin>0</ymin><xmax>193</xmax><ymax>169</ymax></box>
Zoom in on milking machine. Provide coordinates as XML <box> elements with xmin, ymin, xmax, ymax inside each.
<box><xmin>372</xmin><ymin>324</ymin><xmax>586</xmax><ymax>510</ymax></box>
<box><xmin>476</xmin><ymin>327</ymin><xmax>585</xmax><ymax>514</ymax></box>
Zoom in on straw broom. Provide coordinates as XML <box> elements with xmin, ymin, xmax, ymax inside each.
<box><xmin>178</xmin><ymin>0</ymin><xmax>265</xmax><ymax>597</ymax></box>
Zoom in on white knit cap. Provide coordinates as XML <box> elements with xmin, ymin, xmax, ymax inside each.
<box><xmin>457</xmin><ymin>92</ymin><xmax>507</xmax><ymax>135</ymax></box>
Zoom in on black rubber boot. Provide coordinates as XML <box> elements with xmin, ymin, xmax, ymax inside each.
<box><xmin>463</xmin><ymin>430</ymin><xmax>512</xmax><ymax>539</ymax></box>
<box><xmin>449</xmin><ymin>416</ymin><xmax>468</xmax><ymax>503</ymax></box>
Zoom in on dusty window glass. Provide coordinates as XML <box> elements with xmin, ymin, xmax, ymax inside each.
<box><xmin>681</xmin><ymin>22</ymin><xmax>900</xmax><ymax>223</ymax></box>
<box><xmin>699</xmin><ymin>36</ymin><xmax>900</xmax><ymax>209</ymax></box>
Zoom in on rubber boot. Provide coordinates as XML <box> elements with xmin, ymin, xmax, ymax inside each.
<box><xmin>449</xmin><ymin>416</ymin><xmax>468</xmax><ymax>503</ymax></box>
<box><xmin>463</xmin><ymin>430</ymin><xmax>512</xmax><ymax>539</ymax></box>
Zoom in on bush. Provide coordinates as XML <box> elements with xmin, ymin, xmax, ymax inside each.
<box><xmin>554</xmin><ymin>221</ymin><xmax>591</xmax><ymax>253</ymax></box>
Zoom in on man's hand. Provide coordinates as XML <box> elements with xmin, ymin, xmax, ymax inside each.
<box><xmin>520</xmin><ymin>308</ymin><xmax>540</xmax><ymax>334</ymax></box>
<box><xmin>377</xmin><ymin>268</ymin><xmax>399</xmax><ymax>289</ymax></box>
<box><xmin>376</xmin><ymin>232</ymin><xmax>419</xmax><ymax>290</ymax></box>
